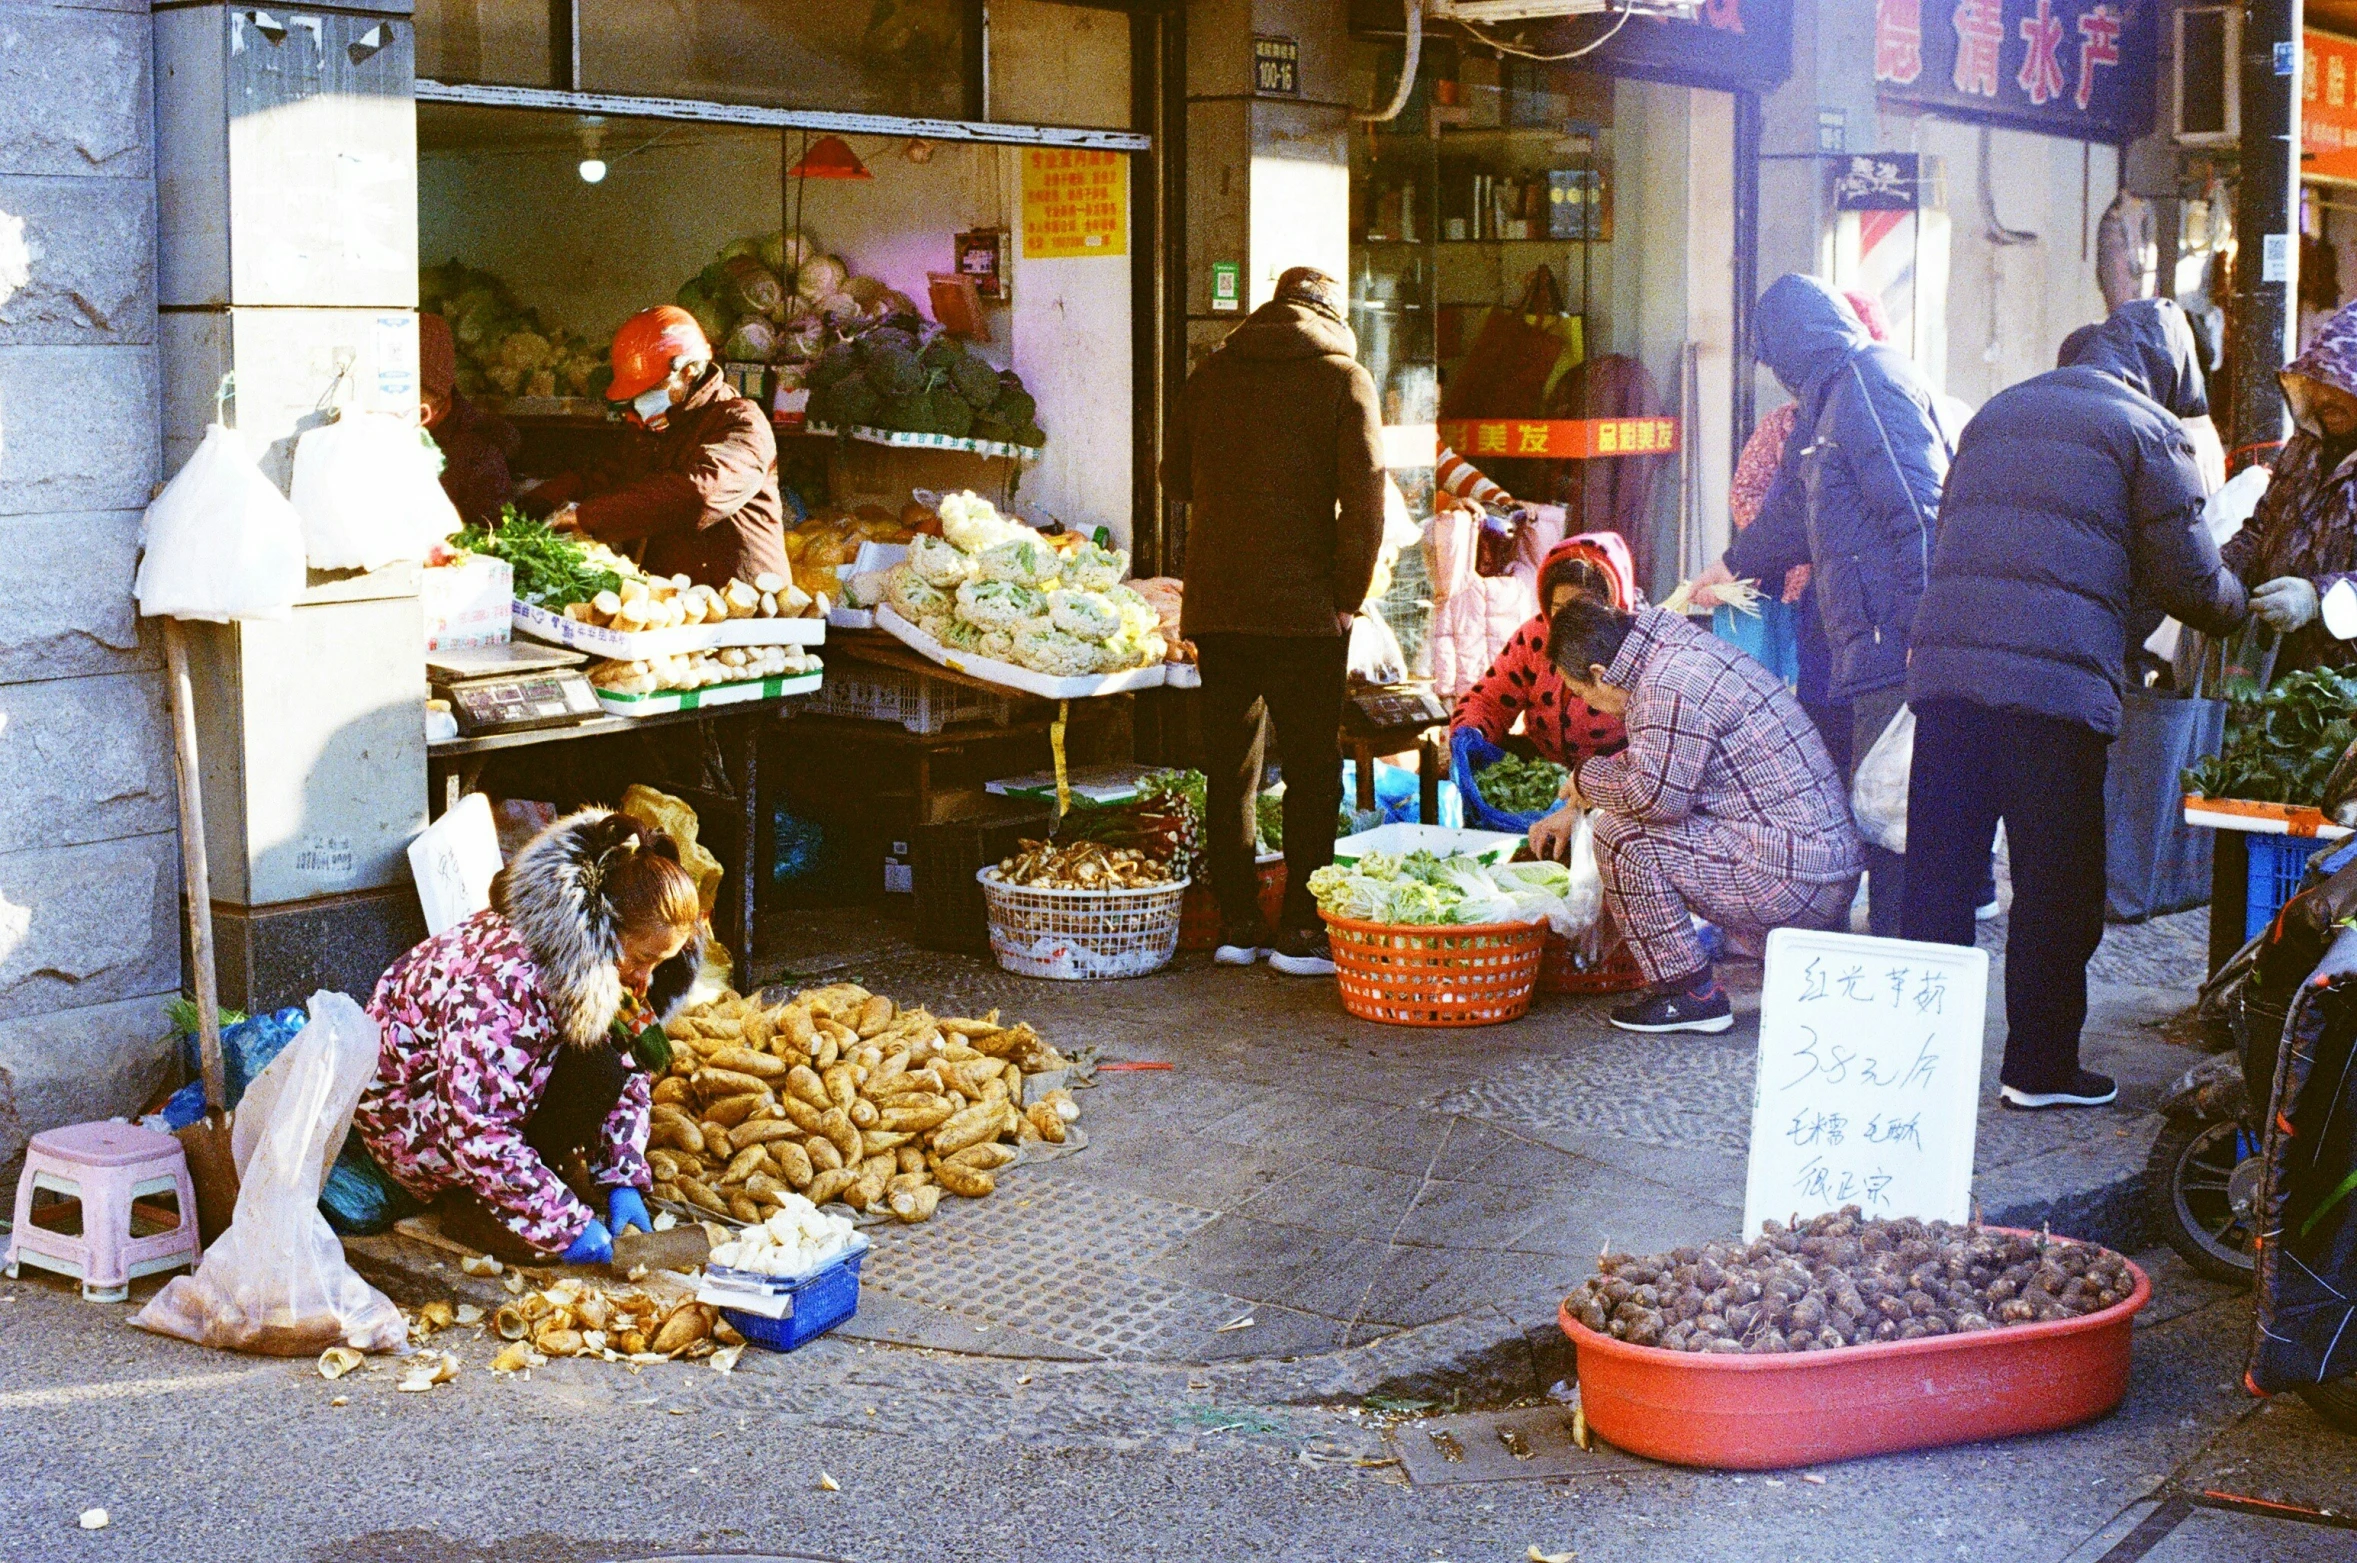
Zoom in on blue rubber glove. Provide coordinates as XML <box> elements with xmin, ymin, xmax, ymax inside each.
<box><xmin>607</xmin><ymin>1186</ymin><xmax>653</xmax><ymax>1237</ymax></box>
<box><xmin>560</xmin><ymin>1216</ymin><xmax>612</xmax><ymax>1266</ymax></box>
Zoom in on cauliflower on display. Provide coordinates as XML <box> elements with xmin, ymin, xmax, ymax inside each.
<box><xmin>1061</xmin><ymin>542</ymin><xmax>1130</xmax><ymax>592</ymax></box>
<box><xmin>1011</xmin><ymin>616</ymin><xmax>1106</xmax><ymax>677</ymax></box>
<box><xmin>977</xmin><ymin>537</ymin><xmax>1061</xmax><ymax>590</ymax></box>
<box><xmin>1047</xmin><ymin>588</ymin><xmax>1121</xmax><ymax>642</ymax></box>
<box><xmin>844</xmin><ymin>569</ymin><xmax>892</xmax><ymax>609</ymax></box>
<box><xmin>938</xmin><ymin>490</ymin><xmax>1030</xmax><ymax>554</ymax></box>
<box><xmin>906</xmin><ymin>533</ymin><xmax>976</xmax><ymax>589</ymax></box>
<box><xmin>958</xmin><ymin>577</ymin><xmax>1047</xmax><ymax>630</ymax></box>
<box><xmin>885</xmin><ymin>565</ymin><xmax>950</xmax><ymax>623</ymax></box>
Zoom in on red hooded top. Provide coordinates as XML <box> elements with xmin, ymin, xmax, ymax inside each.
<box><xmin>1449</xmin><ymin>532</ymin><xmax>1637</xmax><ymax>764</ymax></box>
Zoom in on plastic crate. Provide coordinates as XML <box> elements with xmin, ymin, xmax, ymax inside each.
<box><xmin>2245</xmin><ymin>833</ymin><xmax>2325</xmax><ymax>938</ymax></box>
<box><xmin>792</xmin><ymin>660</ymin><xmax>1019</xmax><ymax>734</ymax></box>
<box><xmin>910</xmin><ymin>802</ymin><xmax>1056</xmax><ymax>953</ymax></box>
<box><xmin>709</xmin><ymin>1245</ymin><xmax>865</xmax><ymax>1353</ymax></box>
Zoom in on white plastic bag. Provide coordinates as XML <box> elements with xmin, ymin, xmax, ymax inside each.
<box><xmin>1852</xmin><ymin>705</ymin><xmax>1915</xmax><ymax>854</ymax></box>
<box><xmin>289</xmin><ymin>411</ymin><xmax>463</xmax><ymax>571</ymax></box>
<box><xmin>133</xmin><ymin>992</ymin><xmax>407</xmax><ymax>1356</ymax></box>
<box><xmin>133</xmin><ymin>423</ymin><xmax>308</xmax><ymax>622</ymax></box>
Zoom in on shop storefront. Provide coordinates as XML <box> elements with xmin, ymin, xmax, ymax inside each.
<box><xmin>1343</xmin><ymin>0</ymin><xmax>1792</xmax><ymax>638</ymax></box>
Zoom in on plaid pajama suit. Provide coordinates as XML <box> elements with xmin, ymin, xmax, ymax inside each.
<box><xmin>1572</xmin><ymin>610</ymin><xmax>1864</xmax><ymax>984</ymax></box>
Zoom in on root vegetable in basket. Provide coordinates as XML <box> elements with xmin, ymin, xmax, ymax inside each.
<box><xmin>993</xmin><ymin>839</ymin><xmax>1176</xmax><ymax>890</ymax></box>
<box><xmin>1564</xmin><ymin>1208</ymin><xmax>2138</xmax><ymax>1353</ymax></box>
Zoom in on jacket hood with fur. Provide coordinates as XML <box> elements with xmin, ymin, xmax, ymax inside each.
<box><xmin>490</xmin><ymin>808</ymin><xmax>704</xmax><ymax>1046</ymax></box>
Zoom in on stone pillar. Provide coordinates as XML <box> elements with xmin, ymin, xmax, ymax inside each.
<box><xmin>0</xmin><ymin>0</ymin><xmax>178</xmax><ymax>1162</ymax></box>
<box><xmin>153</xmin><ymin>3</ymin><xmax>430</xmax><ymax>1012</ymax></box>
<box><xmin>1183</xmin><ymin>0</ymin><xmax>1353</xmax><ymax>370</ymax></box>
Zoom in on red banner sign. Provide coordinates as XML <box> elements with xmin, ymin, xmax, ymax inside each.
<box><xmin>2306</xmin><ymin>31</ymin><xmax>2357</xmax><ymax>186</ymax></box>
<box><xmin>1437</xmin><ymin>418</ymin><xmax>1681</xmax><ymax>461</ymax></box>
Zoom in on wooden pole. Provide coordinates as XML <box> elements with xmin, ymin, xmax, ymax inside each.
<box><xmin>163</xmin><ymin>618</ymin><xmax>225</xmax><ymax>1113</ymax></box>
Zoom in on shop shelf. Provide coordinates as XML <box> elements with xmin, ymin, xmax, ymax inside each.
<box><xmin>593</xmin><ymin>668</ymin><xmax>821</xmax><ymax>718</ymax></box>
<box><xmin>803</xmin><ymin>422</ymin><xmax>1040</xmax><ymax>461</ymax></box>
<box><xmin>791</xmin><ymin>658</ymin><xmax>1020</xmax><ymax>734</ymax></box>
<box><xmin>1559</xmin><ymin>1242</ymin><xmax>2150</xmax><ymax>1470</ymax></box>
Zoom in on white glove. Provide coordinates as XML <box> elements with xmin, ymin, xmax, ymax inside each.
<box><xmin>2252</xmin><ymin>576</ymin><xmax>2321</xmax><ymax>632</ymax></box>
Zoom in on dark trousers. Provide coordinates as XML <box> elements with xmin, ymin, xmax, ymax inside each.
<box><xmin>1901</xmin><ymin>699</ymin><xmax>2109</xmax><ymax>1093</ymax></box>
<box><xmin>1195</xmin><ymin>632</ymin><xmax>1347</xmax><ymax>938</ymax></box>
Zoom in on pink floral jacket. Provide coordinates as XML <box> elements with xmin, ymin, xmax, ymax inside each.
<box><xmin>355</xmin><ymin>909</ymin><xmax>651</xmax><ymax>1253</ymax></box>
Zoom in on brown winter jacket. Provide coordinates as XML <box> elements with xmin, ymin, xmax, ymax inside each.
<box><xmin>575</xmin><ymin>369</ymin><xmax>790</xmax><ymax>589</ymax></box>
<box><xmin>1166</xmin><ymin>300</ymin><xmax>1386</xmax><ymax>638</ymax></box>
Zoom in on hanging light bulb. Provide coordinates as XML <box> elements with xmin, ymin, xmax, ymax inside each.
<box><xmin>577</xmin><ymin>118</ymin><xmax>607</xmax><ymax>184</ymax></box>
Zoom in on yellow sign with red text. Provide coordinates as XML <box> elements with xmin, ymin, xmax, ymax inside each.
<box><xmin>1020</xmin><ymin>149</ymin><xmax>1128</xmax><ymax>260</ymax></box>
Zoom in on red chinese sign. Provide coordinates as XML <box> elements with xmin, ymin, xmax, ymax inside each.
<box><xmin>2305</xmin><ymin>30</ymin><xmax>2357</xmax><ymax>187</ymax></box>
<box><xmin>1437</xmin><ymin>418</ymin><xmax>1681</xmax><ymax>462</ymax></box>
<box><xmin>1874</xmin><ymin>0</ymin><xmax>2150</xmax><ymax>139</ymax></box>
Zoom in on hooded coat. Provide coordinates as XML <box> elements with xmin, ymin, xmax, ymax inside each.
<box><xmin>1448</xmin><ymin>533</ymin><xmax>1638</xmax><ymax>763</ymax></box>
<box><xmin>574</xmin><ymin>367</ymin><xmax>791</xmax><ymax>590</ymax></box>
<box><xmin>1725</xmin><ymin>276</ymin><xmax>1952</xmax><ymax>701</ymax></box>
<box><xmin>1907</xmin><ymin>299</ymin><xmax>2248</xmax><ymax>737</ymax></box>
<box><xmin>353</xmin><ymin>810</ymin><xmax>703</xmax><ymax>1254</ymax></box>
<box><xmin>2223</xmin><ymin>300</ymin><xmax>2357</xmax><ymax>676</ymax></box>
<box><xmin>1166</xmin><ymin>298</ymin><xmax>1386</xmax><ymax>638</ymax></box>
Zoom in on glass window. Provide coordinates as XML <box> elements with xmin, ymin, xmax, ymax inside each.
<box><xmin>415</xmin><ymin>0</ymin><xmax>552</xmax><ymax>85</ymax></box>
<box><xmin>988</xmin><ymin>0</ymin><xmax>1133</xmax><ymax>130</ymax></box>
<box><xmin>579</xmin><ymin>0</ymin><xmax>967</xmax><ymax>118</ymax></box>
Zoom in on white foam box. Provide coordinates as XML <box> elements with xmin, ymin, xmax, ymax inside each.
<box><xmin>422</xmin><ymin>555</ymin><xmax>513</xmax><ymax>651</ymax></box>
<box><xmin>514</xmin><ymin>599</ymin><xmax>828</xmax><ymax>658</ymax></box>
<box><xmin>876</xmin><ymin>605</ymin><xmax>1167</xmax><ymax>700</ymax></box>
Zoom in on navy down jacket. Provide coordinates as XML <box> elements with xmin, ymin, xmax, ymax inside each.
<box><xmin>1727</xmin><ymin>275</ymin><xmax>1951</xmax><ymax>701</ymax></box>
<box><xmin>1906</xmin><ymin>299</ymin><xmax>2247</xmax><ymax>738</ymax></box>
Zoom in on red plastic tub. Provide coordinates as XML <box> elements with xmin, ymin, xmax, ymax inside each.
<box><xmin>1559</xmin><ymin>1241</ymin><xmax>2150</xmax><ymax>1470</ymax></box>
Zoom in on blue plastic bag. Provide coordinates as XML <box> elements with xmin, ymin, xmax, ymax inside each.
<box><xmin>177</xmin><ymin>1007</ymin><xmax>307</xmax><ymax>1110</ymax></box>
<box><xmin>1451</xmin><ymin>727</ymin><xmax>1567</xmax><ymax>835</ymax></box>
<box><xmin>1339</xmin><ymin>757</ymin><xmax>1462</xmax><ymax>827</ymax></box>
<box><xmin>319</xmin><ymin>1133</ymin><xmax>423</xmax><ymax>1236</ymax></box>
<box><xmin>1713</xmin><ymin>600</ymin><xmax>1801</xmax><ymax>688</ymax></box>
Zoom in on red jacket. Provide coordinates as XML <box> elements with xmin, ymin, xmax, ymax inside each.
<box><xmin>575</xmin><ymin>370</ymin><xmax>790</xmax><ymax>588</ymax></box>
<box><xmin>1449</xmin><ymin>534</ymin><xmax>1636</xmax><ymax>764</ymax></box>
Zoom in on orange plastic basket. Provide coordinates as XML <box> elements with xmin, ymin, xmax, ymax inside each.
<box><xmin>1320</xmin><ymin>912</ymin><xmax>1547</xmax><ymax>1027</ymax></box>
<box><xmin>1540</xmin><ymin>931</ymin><xmax>1645</xmax><ymax>994</ymax></box>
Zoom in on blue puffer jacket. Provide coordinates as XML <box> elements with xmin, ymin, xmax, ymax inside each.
<box><xmin>1907</xmin><ymin>299</ymin><xmax>2248</xmax><ymax>738</ymax></box>
<box><xmin>1726</xmin><ymin>276</ymin><xmax>1951</xmax><ymax>701</ymax></box>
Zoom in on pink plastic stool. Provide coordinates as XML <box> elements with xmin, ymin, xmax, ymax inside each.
<box><xmin>5</xmin><ymin>1121</ymin><xmax>200</xmax><ymax>1302</ymax></box>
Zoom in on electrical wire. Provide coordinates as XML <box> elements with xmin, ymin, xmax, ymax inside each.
<box><xmin>1456</xmin><ymin>4</ymin><xmax>1633</xmax><ymax>63</ymax></box>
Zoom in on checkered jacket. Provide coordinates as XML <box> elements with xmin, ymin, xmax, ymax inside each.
<box><xmin>1573</xmin><ymin>609</ymin><xmax>1864</xmax><ymax>884</ymax></box>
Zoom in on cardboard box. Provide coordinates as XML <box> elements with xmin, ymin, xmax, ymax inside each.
<box><xmin>422</xmin><ymin>554</ymin><xmax>512</xmax><ymax>651</ymax></box>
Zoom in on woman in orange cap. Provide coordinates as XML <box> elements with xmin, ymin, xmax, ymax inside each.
<box><xmin>545</xmin><ymin>306</ymin><xmax>790</xmax><ymax>589</ymax></box>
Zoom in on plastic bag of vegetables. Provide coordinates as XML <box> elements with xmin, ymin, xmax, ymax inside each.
<box><xmin>956</xmin><ymin>577</ymin><xmax>1046</xmax><ymax>629</ymax></box>
<box><xmin>907</xmin><ymin>533</ymin><xmax>976</xmax><ymax>589</ymax></box>
<box><xmin>1046</xmin><ymin>588</ymin><xmax>1121</xmax><ymax>641</ymax></box>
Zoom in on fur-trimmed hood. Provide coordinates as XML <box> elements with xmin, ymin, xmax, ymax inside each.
<box><xmin>491</xmin><ymin>808</ymin><xmax>704</xmax><ymax>1046</ymax></box>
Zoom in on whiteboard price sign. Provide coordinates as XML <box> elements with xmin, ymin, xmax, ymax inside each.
<box><xmin>1742</xmin><ymin>929</ymin><xmax>1988</xmax><ymax>1239</ymax></box>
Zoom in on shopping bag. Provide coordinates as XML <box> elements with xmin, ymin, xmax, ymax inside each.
<box><xmin>2104</xmin><ymin>689</ymin><xmax>2226</xmax><ymax>922</ymax></box>
<box><xmin>133</xmin><ymin>422</ymin><xmax>309</xmax><ymax>622</ymax></box>
<box><xmin>133</xmin><ymin>992</ymin><xmax>408</xmax><ymax>1355</ymax></box>
<box><xmin>1440</xmin><ymin>267</ymin><xmax>1583</xmax><ymax>419</ymax></box>
<box><xmin>290</xmin><ymin>410</ymin><xmax>464</xmax><ymax>571</ymax></box>
<box><xmin>1851</xmin><ymin>704</ymin><xmax>1914</xmax><ymax>853</ymax></box>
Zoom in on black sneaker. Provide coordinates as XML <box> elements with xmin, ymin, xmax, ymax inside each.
<box><xmin>1268</xmin><ymin>928</ymin><xmax>1336</xmax><ymax>977</ymax></box>
<box><xmin>1999</xmin><ymin>1070</ymin><xmax>2117</xmax><ymax>1110</ymax></box>
<box><xmin>1609</xmin><ymin>976</ymin><xmax>1734</xmax><ymax>1034</ymax></box>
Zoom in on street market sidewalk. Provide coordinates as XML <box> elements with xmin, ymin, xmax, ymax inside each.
<box><xmin>581</xmin><ymin>896</ymin><xmax>2219</xmax><ymax>1384</ymax></box>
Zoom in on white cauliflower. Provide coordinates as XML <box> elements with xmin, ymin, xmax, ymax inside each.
<box><xmin>977</xmin><ymin>536</ymin><xmax>1061</xmax><ymax>590</ymax></box>
<box><xmin>938</xmin><ymin>490</ymin><xmax>1029</xmax><ymax>554</ymax></box>
<box><xmin>885</xmin><ymin>564</ymin><xmax>950</xmax><ymax>622</ymax></box>
<box><xmin>978</xmin><ymin>627</ymin><xmax>1015</xmax><ymax>661</ymax></box>
<box><xmin>907</xmin><ymin>533</ymin><xmax>976</xmax><ymax>589</ymax></box>
<box><xmin>956</xmin><ymin>576</ymin><xmax>1046</xmax><ymax>629</ymax></box>
<box><xmin>1047</xmin><ymin>588</ymin><xmax>1121</xmax><ymax>641</ymax></box>
<box><xmin>1062</xmin><ymin>542</ymin><xmax>1129</xmax><ymax>592</ymax></box>
<box><xmin>1010</xmin><ymin>616</ymin><xmax>1104</xmax><ymax>677</ymax></box>
<box><xmin>844</xmin><ymin>569</ymin><xmax>892</xmax><ymax>609</ymax></box>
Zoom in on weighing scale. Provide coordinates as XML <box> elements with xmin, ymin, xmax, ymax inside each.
<box><xmin>427</xmin><ymin>642</ymin><xmax>601</xmax><ymax>737</ymax></box>
<box><xmin>1349</xmin><ymin>684</ymin><xmax>1448</xmax><ymax>730</ymax></box>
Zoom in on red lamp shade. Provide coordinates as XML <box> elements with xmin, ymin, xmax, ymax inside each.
<box><xmin>788</xmin><ymin>135</ymin><xmax>871</xmax><ymax>181</ymax></box>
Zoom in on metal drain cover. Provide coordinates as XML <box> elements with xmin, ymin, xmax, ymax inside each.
<box><xmin>1390</xmin><ymin>1405</ymin><xmax>1647</xmax><ymax>1487</ymax></box>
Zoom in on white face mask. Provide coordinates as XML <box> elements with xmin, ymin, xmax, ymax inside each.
<box><xmin>631</xmin><ymin>384</ymin><xmax>674</xmax><ymax>424</ymax></box>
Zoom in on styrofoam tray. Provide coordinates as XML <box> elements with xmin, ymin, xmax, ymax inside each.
<box><xmin>1331</xmin><ymin>822</ymin><xmax>1526</xmax><ymax>866</ymax></box>
<box><xmin>515</xmin><ymin>600</ymin><xmax>827</xmax><ymax>659</ymax></box>
<box><xmin>593</xmin><ymin>668</ymin><xmax>823</xmax><ymax>716</ymax></box>
<box><xmin>1163</xmin><ymin>662</ymin><xmax>1201</xmax><ymax>689</ymax></box>
<box><xmin>875</xmin><ymin>605</ymin><xmax>1168</xmax><ymax>700</ymax></box>
<box><xmin>827</xmin><ymin>606</ymin><xmax>878</xmax><ymax>630</ymax></box>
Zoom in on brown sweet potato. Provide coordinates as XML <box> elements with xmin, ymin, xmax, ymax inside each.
<box><xmin>727</xmin><ymin>1193</ymin><xmax>762</xmax><ymax>1224</ymax></box>
<box><xmin>699</xmin><ymin>1121</ymin><xmax>735</xmax><ymax>1159</ymax></box>
<box><xmin>888</xmin><ymin>1184</ymin><xmax>942</xmax><ymax>1223</ymax></box>
<box><xmin>722</xmin><ymin>1145</ymin><xmax>770</xmax><ymax>1184</ymax></box>
<box><xmin>853</xmin><ymin>995</ymin><xmax>896</xmax><ymax>1037</ymax></box>
<box><xmin>786</xmin><ymin>1065</ymin><xmax>832</xmax><ymax>1113</ymax></box>
<box><xmin>806</xmin><ymin>1136</ymin><xmax>843</xmax><ymax>1173</ymax></box>
<box><xmin>818</xmin><ymin>1107</ymin><xmax>863</xmax><ymax>1166</ymax></box>
<box><xmin>821</xmin><ymin>1063</ymin><xmax>859</xmax><ymax>1112</ymax></box>
<box><xmin>1025</xmin><ymin>1101</ymin><xmax>1067</xmax><ymax>1144</ymax></box>
<box><xmin>932</xmin><ymin>1161</ymin><xmax>995</xmax><ymax>1198</ymax></box>
<box><xmin>709</xmin><ymin>1046</ymin><xmax>786</xmax><ymax>1080</ymax></box>
<box><xmin>729</xmin><ymin>1118</ymin><xmax>801</xmax><ymax>1148</ymax></box>
<box><xmin>696</xmin><ymin>1067</ymin><xmax>772</xmax><ymax>1101</ymax></box>
<box><xmin>945</xmin><ymin>1141</ymin><xmax>1017</xmax><ymax>1173</ymax></box>
<box><xmin>804</xmin><ymin>1167</ymin><xmax>859</xmax><ymax>1206</ymax></box>
<box><xmin>770</xmin><ymin>1140</ymin><xmax>815</xmax><ymax>1188</ymax></box>
<box><xmin>705</xmin><ymin>1092</ymin><xmax>769</xmax><ymax>1129</ymax></box>
<box><xmin>651</xmin><ymin>1076</ymin><xmax>693</xmax><ymax>1107</ymax></box>
<box><xmin>848</xmin><ymin>1098</ymin><xmax>880</xmax><ymax>1129</ymax></box>
<box><xmin>930</xmin><ymin>1101</ymin><xmax>1000</xmax><ymax>1157</ymax></box>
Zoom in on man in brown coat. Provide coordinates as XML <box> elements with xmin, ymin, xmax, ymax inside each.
<box><xmin>1166</xmin><ymin>266</ymin><xmax>1386</xmax><ymax>975</ymax></box>
<box><xmin>549</xmin><ymin>306</ymin><xmax>790</xmax><ymax>589</ymax></box>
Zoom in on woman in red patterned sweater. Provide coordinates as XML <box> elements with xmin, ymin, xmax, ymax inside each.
<box><xmin>1449</xmin><ymin>532</ymin><xmax>1639</xmax><ymax>765</ymax></box>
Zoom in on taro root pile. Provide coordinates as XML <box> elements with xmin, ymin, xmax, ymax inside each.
<box><xmin>1564</xmin><ymin>1209</ymin><xmax>2138</xmax><ymax>1354</ymax></box>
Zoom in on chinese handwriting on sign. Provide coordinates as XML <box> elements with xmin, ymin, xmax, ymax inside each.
<box><xmin>1743</xmin><ymin>930</ymin><xmax>1987</xmax><ymax>1238</ymax></box>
